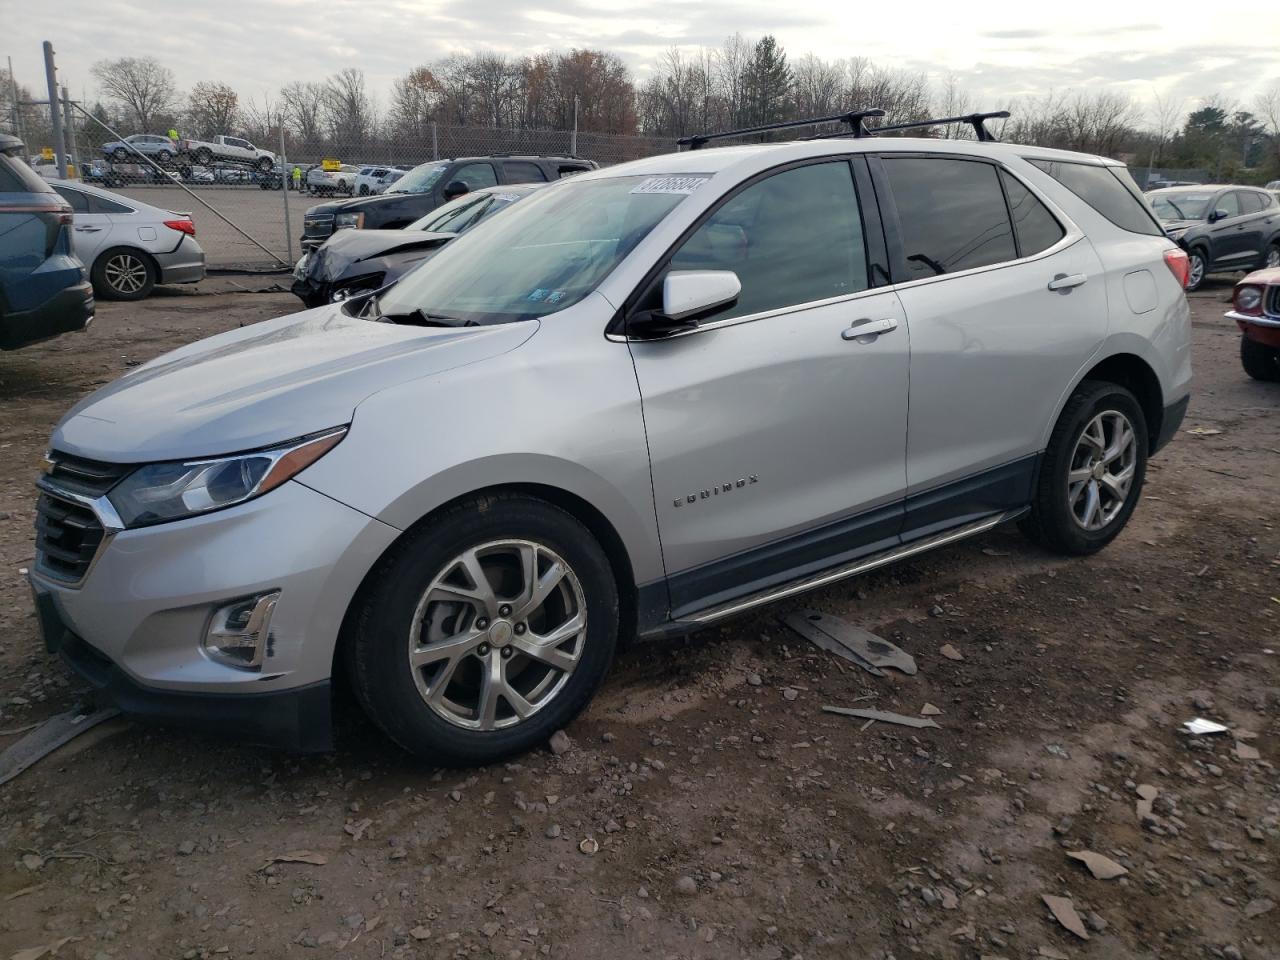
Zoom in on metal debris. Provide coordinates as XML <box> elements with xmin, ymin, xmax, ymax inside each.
<box><xmin>0</xmin><ymin>707</ymin><xmax>120</xmax><ymax>788</ymax></box>
<box><xmin>784</xmin><ymin>610</ymin><xmax>916</xmax><ymax>676</ymax></box>
<box><xmin>263</xmin><ymin>850</ymin><xmax>328</xmax><ymax>869</ymax></box>
<box><xmin>1183</xmin><ymin>718</ymin><xmax>1229</xmax><ymax>735</ymax></box>
<box><xmin>821</xmin><ymin>706</ymin><xmax>940</xmax><ymax>729</ymax></box>
<box><xmin>578</xmin><ymin>837</ymin><xmax>599</xmax><ymax>856</ymax></box>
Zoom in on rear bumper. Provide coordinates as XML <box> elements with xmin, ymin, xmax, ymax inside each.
<box><xmin>36</xmin><ymin>592</ymin><xmax>333</xmax><ymax>752</ymax></box>
<box><xmin>1153</xmin><ymin>393</ymin><xmax>1190</xmax><ymax>454</ymax></box>
<box><xmin>156</xmin><ymin>236</ymin><xmax>206</xmax><ymax>285</ymax></box>
<box><xmin>0</xmin><ymin>279</ymin><xmax>94</xmax><ymax>350</ymax></box>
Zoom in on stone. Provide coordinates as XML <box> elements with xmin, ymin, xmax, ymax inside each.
<box><xmin>548</xmin><ymin>731</ymin><xmax>572</xmax><ymax>756</ymax></box>
<box><xmin>176</xmin><ymin>840</ymin><xmax>196</xmax><ymax>856</ymax></box>
<box><xmin>674</xmin><ymin>876</ymin><xmax>698</xmax><ymax>896</ymax></box>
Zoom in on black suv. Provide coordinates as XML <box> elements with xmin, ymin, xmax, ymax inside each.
<box><xmin>0</xmin><ymin>135</ymin><xmax>94</xmax><ymax>351</ymax></box>
<box><xmin>1148</xmin><ymin>184</ymin><xmax>1280</xmax><ymax>291</ymax></box>
<box><xmin>300</xmin><ymin>155</ymin><xmax>597</xmax><ymax>250</ymax></box>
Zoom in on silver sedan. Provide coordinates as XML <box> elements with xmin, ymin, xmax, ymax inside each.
<box><xmin>47</xmin><ymin>179</ymin><xmax>206</xmax><ymax>300</ymax></box>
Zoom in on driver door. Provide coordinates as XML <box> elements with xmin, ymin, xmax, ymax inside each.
<box><xmin>626</xmin><ymin>160</ymin><xmax>910</xmax><ymax>616</ymax></box>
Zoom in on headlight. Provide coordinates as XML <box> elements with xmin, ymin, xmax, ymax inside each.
<box><xmin>108</xmin><ymin>427</ymin><xmax>347</xmax><ymax>528</ymax></box>
<box><xmin>1234</xmin><ymin>285</ymin><xmax>1264</xmax><ymax>314</ymax></box>
<box><xmin>334</xmin><ymin>212</ymin><xmax>364</xmax><ymax>230</ymax></box>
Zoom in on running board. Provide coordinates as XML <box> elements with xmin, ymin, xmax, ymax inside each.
<box><xmin>670</xmin><ymin>509</ymin><xmax>1024</xmax><ymax>629</ymax></box>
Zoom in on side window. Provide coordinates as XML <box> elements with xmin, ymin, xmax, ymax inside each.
<box><xmin>503</xmin><ymin>160</ymin><xmax>548</xmax><ymax>183</ymax></box>
<box><xmin>883</xmin><ymin>156</ymin><xmax>1017</xmax><ymax>278</ymax></box>
<box><xmin>999</xmin><ymin>170</ymin><xmax>1065</xmax><ymax>257</ymax></box>
<box><xmin>91</xmin><ymin>195</ymin><xmax>133</xmax><ymax>214</ymax></box>
<box><xmin>1257</xmin><ymin>191</ymin><xmax>1275</xmax><ymax>210</ymax></box>
<box><xmin>450</xmin><ymin>163</ymin><xmax>498</xmax><ymax>190</ymax></box>
<box><xmin>1217</xmin><ymin>192</ymin><xmax>1241</xmax><ymax>218</ymax></box>
<box><xmin>558</xmin><ymin>164</ymin><xmax>590</xmax><ymax>179</ymax></box>
<box><xmin>1027</xmin><ymin>159</ymin><xmax>1164</xmax><ymax>237</ymax></box>
<box><xmin>1237</xmin><ymin>191</ymin><xmax>1263</xmax><ymax>215</ymax></box>
<box><xmin>52</xmin><ymin>185</ymin><xmax>90</xmax><ymax>213</ymax></box>
<box><xmin>667</xmin><ymin>160</ymin><xmax>868</xmax><ymax>323</ymax></box>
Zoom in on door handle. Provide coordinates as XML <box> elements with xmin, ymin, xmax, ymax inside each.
<box><xmin>1047</xmin><ymin>273</ymin><xmax>1087</xmax><ymax>291</ymax></box>
<box><xmin>75</xmin><ymin>226</ymin><xmax>102</xmax><ymax>232</ymax></box>
<box><xmin>841</xmin><ymin>317</ymin><xmax>898</xmax><ymax>341</ymax></box>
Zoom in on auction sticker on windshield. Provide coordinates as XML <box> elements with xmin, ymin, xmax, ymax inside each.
<box><xmin>630</xmin><ymin>176</ymin><xmax>710</xmax><ymax>195</ymax></box>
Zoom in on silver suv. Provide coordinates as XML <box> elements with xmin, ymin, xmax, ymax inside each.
<box><xmin>30</xmin><ymin>116</ymin><xmax>1192</xmax><ymax>764</ymax></box>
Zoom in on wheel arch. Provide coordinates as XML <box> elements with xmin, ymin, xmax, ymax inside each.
<box><xmin>333</xmin><ymin>482</ymin><xmax>644</xmax><ymax>679</ymax></box>
<box><xmin>1066</xmin><ymin>351</ymin><xmax>1165</xmax><ymax>454</ymax></box>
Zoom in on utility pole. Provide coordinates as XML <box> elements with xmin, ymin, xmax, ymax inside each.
<box><xmin>42</xmin><ymin>41</ymin><xmax>67</xmax><ymax>179</ymax></box>
<box><xmin>279</xmin><ymin>124</ymin><xmax>294</xmax><ymax>265</ymax></box>
<box><xmin>61</xmin><ymin>86</ymin><xmax>78</xmax><ymax>176</ymax></box>
<box><xmin>6</xmin><ymin>56</ymin><xmax>25</xmax><ymax>147</ymax></box>
<box><xmin>571</xmin><ymin>95</ymin><xmax>579</xmax><ymax>156</ymax></box>
<box><xmin>431</xmin><ymin>121</ymin><xmax>438</xmax><ymax>161</ymax></box>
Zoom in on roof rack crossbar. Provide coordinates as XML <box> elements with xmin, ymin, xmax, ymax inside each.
<box><xmin>870</xmin><ymin>110</ymin><xmax>1011</xmax><ymax>142</ymax></box>
<box><xmin>677</xmin><ymin>108</ymin><xmax>887</xmax><ymax>149</ymax></box>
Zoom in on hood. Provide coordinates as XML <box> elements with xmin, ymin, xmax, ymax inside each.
<box><xmin>311</xmin><ymin>229</ymin><xmax>455</xmax><ymax>280</ymax></box>
<box><xmin>52</xmin><ymin>306</ymin><xmax>538</xmax><ymax>463</ymax></box>
<box><xmin>1242</xmin><ymin>265</ymin><xmax>1280</xmax><ymax>285</ymax></box>
<box><xmin>306</xmin><ymin>192</ymin><xmax>406</xmax><ymax>218</ymax></box>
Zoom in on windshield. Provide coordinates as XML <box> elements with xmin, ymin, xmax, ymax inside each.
<box><xmin>1150</xmin><ymin>191</ymin><xmax>1214</xmax><ymax>221</ymax></box>
<box><xmin>387</xmin><ymin>162</ymin><xmax>448</xmax><ymax>195</ymax></box>
<box><xmin>408</xmin><ymin>191</ymin><xmax>525</xmax><ymax>234</ymax></box>
<box><xmin>378</xmin><ymin>174</ymin><xmax>699</xmax><ymax>324</ymax></box>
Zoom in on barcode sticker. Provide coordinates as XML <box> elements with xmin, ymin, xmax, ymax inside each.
<box><xmin>630</xmin><ymin>175</ymin><xmax>710</xmax><ymax>195</ymax></box>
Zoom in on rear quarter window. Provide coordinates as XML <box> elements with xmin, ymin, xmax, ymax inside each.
<box><xmin>0</xmin><ymin>154</ymin><xmax>54</xmax><ymax>194</ymax></box>
<box><xmin>1027</xmin><ymin>159</ymin><xmax>1162</xmax><ymax>237</ymax></box>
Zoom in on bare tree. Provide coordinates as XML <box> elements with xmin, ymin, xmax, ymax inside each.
<box><xmin>324</xmin><ymin>68</ymin><xmax>373</xmax><ymax>145</ymax></box>
<box><xmin>1254</xmin><ymin>82</ymin><xmax>1280</xmax><ymax>168</ymax></box>
<box><xmin>390</xmin><ymin>67</ymin><xmax>441</xmax><ymax>135</ymax></box>
<box><xmin>279</xmin><ymin>81</ymin><xmax>327</xmax><ymax>145</ymax></box>
<box><xmin>90</xmin><ymin>56</ymin><xmax>178</xmax><ymax>132</ymax></box>
<box><xmin>186</xmin><ymin>81</ymin><xmax>238</xmax><ymax>138</ymax></box>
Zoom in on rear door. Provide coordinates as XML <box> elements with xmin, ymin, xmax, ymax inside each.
<box><xmin>1205</xmin><ymin>190</ymin><xmax>1246</xmax><ymax>269</ymax></box>
<box><xmin>876</xmin><ymin>153</ymin><xmax>1108</xmax><ymax>534</ymax></box>
<box><xmin>628</xmin><ymin>158</ymin><xmax>910</xmax><ymax>615</ymax></box>
<box><xmin>1232</xmin><ymin>190</ymin><xmax>1270</xmax><ymax>266</ymax></box>
<box><xmin>52</xmin><ymin>184</ymin><xmax>110</xmax><ymax>268</ymax></box>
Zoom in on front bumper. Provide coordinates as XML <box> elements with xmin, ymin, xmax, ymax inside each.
<box><xmin>28</xmin><ymin>479</ymin><xmax>400</xmax><ymax>749</ymax></box>
<box><xmin>1226</xmin><ymin>309</ymin><xmax>1280</xmax><ymax>348</ymax></box>
<box><xmin>0</xmin><ymin>279</ymin><xmax>94</xmax><ymax>351</ymax></box>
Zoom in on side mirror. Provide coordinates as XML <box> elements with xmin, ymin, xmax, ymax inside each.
<box><xmin>630</xmin><ymin>270</ymin><xmax>741</xmax><ymax>339</ymax></box>
<box><xmin>1209</xmin><ymin>208</ymin><xmax>1230</xmax><ymax>223</ymax></box>
<box><xmin>443</xmin><ymin>180</ymin><xmax>470</xmax><ymax>201</ymax></box>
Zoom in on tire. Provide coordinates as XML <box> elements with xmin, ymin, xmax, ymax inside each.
<box><xmin>1185</xmin><ymin>247</ymin><xmax>1208</xmax><ymax>291</ymax></box>
<box><xmin>1241</xmin><ymin>335</ymin><xmax>1280</xmax><ymax>381</ymax></box>
<box><xmin>111</xmin><ymin>147</ymin><xmax>127</xmax><ymax>162</ymax></box>
<box><xmin>156</xmin><ymin>149</ymin><xmax>172</xmax><ymax>164</ymax></box>
<box><xmin>358</xmin><ymin>184</ymin><xmax>369</xmax><ymax>196</ymax></box>
<box><xmin>1263</xmin><ymin>242</ymin><xmax>1280</xmax><ymax>271</ymax></box>
<box><xmin>257</xmin><ymin>157</ymin><xmax>273</xmax><ymax>173</ymax></box>
<box><xmin>346</xmin><ymin>493</ymin><xmax>619</xmax><ymax>766</ymax></box>
<box><xmin>194</xmin><ymin>148</ymin><xmax>212</xmax><ymax>166</ymax></box>
<box><xmin>1019</xmin><ymin>380</ymin><xmax>1148</xmax><ymax>556</ymax></box>
<box><xmin>92</xmin><ymin>247</ymin><xmax>157</xmax><ymax>301</ymax></box>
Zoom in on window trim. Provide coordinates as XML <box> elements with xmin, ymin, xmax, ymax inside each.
<box><xmin>870</xmin><ymin>151</ymin><xmax>1084</xmax><ymax>294</ymax></box>
<box><xmin>610</xmin><ymin>155</ymin><xmax>890</xmax><ymax>341</ymax></box>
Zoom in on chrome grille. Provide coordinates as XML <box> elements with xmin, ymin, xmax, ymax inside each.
<box><xmin>1267</xmin><ymin>284</ymin><xmax>1280</xmax><ymax>318</ymax></box>
<box><xmin>303</xmin><ymin>214</ymin><xmax>334</xmax><ymax>239</ymax></box>
<box><xmin>44</xmin><ymin>451</ymin><xmax>131</xmax><ymax>498</ymax></box>
<box><xmin>34</xmin><ymin>451</ymin><xmax>130</xmax><ymax>584</ymax></box>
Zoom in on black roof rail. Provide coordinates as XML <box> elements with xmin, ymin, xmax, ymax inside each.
<box><xmin>677</xmin><ymin>108</ymin><xmax>886</xmax><ymax>150</ymax></box>
<box><xmin>870</xmin><ymin>110</ymin><xmax>1011</xmax><ymax>143</ymax></box>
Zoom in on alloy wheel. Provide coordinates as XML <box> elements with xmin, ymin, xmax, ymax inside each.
<box><xmin>408</xmin><ymin>539</ymin><xmax>587</xmax><ymax>731</ymax></box>
<box><xmin>104</xmin><ymin>253</ymin><xmax>148</xmax><ymax>295</ymax></box>
<box><xmin>1187</xmin><ymin>253</ymin><xmax>1205</xmax><ymax>289</ymax></box>
<box><xmin>1067</xmin><ymin>410</ymin><xmax>1138</xmax><ymax>531</ymax></box>
<box><xmin>1266</xmin><ymin>246</ymin><xmax>1280</xmax><ymax>269</ymax></box>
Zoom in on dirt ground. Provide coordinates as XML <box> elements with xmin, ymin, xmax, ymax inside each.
<box><xmin>0</xmin><ymin>279</ymin><xmax>1276</xmax><ymax>960</ymax></box>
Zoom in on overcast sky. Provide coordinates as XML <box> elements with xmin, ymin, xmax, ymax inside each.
<box><xmin>5</xmin><ymin>0</ymin><xmax>1279</xmax><ymax>121</ymax></box>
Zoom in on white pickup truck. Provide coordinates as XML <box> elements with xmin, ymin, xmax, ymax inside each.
<box><xmin>178</xmin><ymin>135</ymin><xmax>276</xmax><ymax>171</ymax></box>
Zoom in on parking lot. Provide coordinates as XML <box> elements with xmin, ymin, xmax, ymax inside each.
<box><xmin>0</xmin><ymin>281</ymin><xmax>1276</xmax><ymax>959</ymax></box>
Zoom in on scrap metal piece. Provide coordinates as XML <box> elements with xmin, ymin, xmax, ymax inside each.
<box><xmin>0</xmin><ymin>707</ymin><xmax>120</xmax><ymax>787</ymax></box>
<box><xmin>1183</xmin><ymin>717</ymin><xmax>1229</xmax><ymax>735</ymax></box>
<box><xmin>784</xmin><ymin>613</ymin><xmax>884</xmax><ymax>676</ymax></box>
<box><xmin>787</xmin><ymin>610</ymin><xmax>917</xmax><ymax>675</ymax></box>
<box><xmin>822</xmin><ymin>705</ymin><xmax>940</xmax><ymax>729</ymax></box>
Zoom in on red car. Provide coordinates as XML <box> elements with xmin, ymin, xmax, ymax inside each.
<box><xmin>1229</xmin><ymin>267</ymin><xmax>1280</xmax><ymax>381</ymax></box>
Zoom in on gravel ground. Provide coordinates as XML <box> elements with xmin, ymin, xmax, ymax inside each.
<box><xmin>0</xmin><ymin>280</ymin><xmax>1276</xmax><ymax>960</ymax></box>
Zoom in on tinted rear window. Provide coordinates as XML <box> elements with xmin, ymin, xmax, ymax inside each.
<box><xmin>0</xmin><ymin>154</ymin><xmax>53</xmax><ymax>194</ymax></box>
<box><xmin>883</xmin><ymin>156</ymin><xmax>1017</xmax><ymax>278</ymax></box>
<box><xmin>1027</xmin><ymin>159</ymin><xmax>1162</xmax><ymax>236</ymax></box>
<box><xmin>999</xmin><ymin>170</ymin><xmax>1065</xmax><ymax>257</ymax></box>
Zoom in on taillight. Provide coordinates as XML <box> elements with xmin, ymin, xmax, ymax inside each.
<box><xmin>1233</xmin><ymin>284</ymin><xmax>1265</xmax><ymax>317</ymax></box>
<box><xmin>1163</xmin><ymin>248</ymin><xmax>1190</xmax><ymax>289</ymax></box>
<box><xmin>164</xmin><ymin>218</ymin><xmax>196</xmax><ymax>237</ymax></box>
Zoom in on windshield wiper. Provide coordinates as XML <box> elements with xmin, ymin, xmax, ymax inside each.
<box><xmin>381</xmin><ymin>307</ymin><xmax>476</xmax><ymax>328</ymax></box>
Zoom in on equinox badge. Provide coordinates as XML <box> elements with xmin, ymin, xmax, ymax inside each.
<box><xmin>673</xmin><ymin>475</ymin><xmax>758</xmax><ymax>508</ymax></box>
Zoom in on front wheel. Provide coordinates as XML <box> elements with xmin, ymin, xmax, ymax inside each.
<box><xmin>156</xmin><ymin>149</ymin><xmax>172</xmax><ymax>164</ymax></box>
<box><xmin>256</xmin><ymin>157</ymin><xmax>273</xmax><ymax>173</ymax></box>
<box><xmin>346</xmin><ymin>494</ymin><xmax>619</xmax><ymax>766</ymax></box>
<box><xmin>1020</xmin><ymin>381</ymin><xmax>1148</xmax><ymax>555</ymax></box>
<box><xmin>1263</xmin><ymin>242</ymin><xmax>1280</xmax><ymax>271</ymax></box>
<box><xmin>1185</xmin><ymin>248</ymin><xmax>1208</xmax><ymax>291</ymax></box>
<box><xmin>1241</xmin><ymin>335</ymin><xmax>1280</xmax><ymax>381</ymax></box>
<box><xmin>193</xmin><ymin>148</ymin><xmax>212</xmax><ymax>166</ymax></box>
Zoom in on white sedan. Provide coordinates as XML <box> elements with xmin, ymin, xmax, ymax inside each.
<box><xmin>47</xmin><ymin>179</ymin><xmax>206</xmax><ymax>300</ymax></box>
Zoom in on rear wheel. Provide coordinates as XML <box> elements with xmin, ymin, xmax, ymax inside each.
<box><xmin>92</xmin><ymin>247</ymin><xmax>156</xmax><ymax>301</ymax></box>
<box><xmin>194</xmin><ymin>148</ymin><xmax>212</xmax><ymax>166</ymax></box>
<box><xmin>111</xmin><ymin>147</ymin><xmax>127</xmax><ymax>162</ymax></box>
<box><xmin>1020</xmin><ymin>381</ymin><xmax>1148</xmax><ymax>555</ymax></box>
<box><xmin>1263</xmin><ymin>242</ymin><xmax>1280</xmax><ymax>270</ymax></box>
<box><xmin>156</xmin><ymin>149</ymin><xmax>172</xmax><ymax>164</ymax></box>
<box><xmin>1185</xmin><ymin>248</ymin><xmax>1208</xmax><ymax>291</ymax></box>
<box><xmin>256</xmin><ymin>156</ymin><xmax>273</xmax><ymax>173</ymax></box>
<box><xmin>1241</xmin><ymin>335</ymin><xmax>1280</xmax><ymax>381</ymax></box>
<box><xmin>346</xmin><ymin>494</ymin><xmax>619</xmax><ymax>765</ymax></box>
